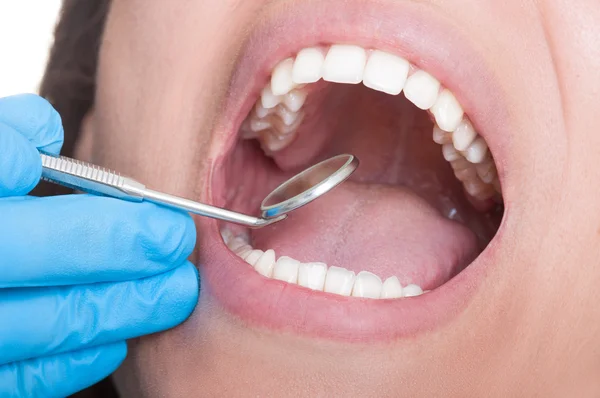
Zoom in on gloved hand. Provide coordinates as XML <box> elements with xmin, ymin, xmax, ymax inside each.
<box><xmin>0</xmin><ymin>94</ymin><xmax>199</xmax><ymax>398</ymax></box>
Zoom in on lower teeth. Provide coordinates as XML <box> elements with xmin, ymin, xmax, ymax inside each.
<box><xmin>222</xmin><ymin>230</ymin><xmax>425</xmax><ymax>299</ymax></box>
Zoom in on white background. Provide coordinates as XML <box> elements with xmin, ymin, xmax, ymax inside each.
<box><xmin>0</xmin><ymin>0</ymin><xmax>62</xmax><ymax>97</ymax></box>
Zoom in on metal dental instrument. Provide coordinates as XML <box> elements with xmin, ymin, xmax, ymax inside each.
<box><xmin>40</xmin><ymin>153</ymin><xmax>359</xmax><ymax>228</ymax></box>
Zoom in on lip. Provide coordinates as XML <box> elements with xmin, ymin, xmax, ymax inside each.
<box><xmin>197</xmin><ymin>0</ymin><xmax>512</xmax><ymax>341</ymax></box>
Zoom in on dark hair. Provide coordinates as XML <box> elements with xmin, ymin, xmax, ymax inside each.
<box><xmin>36</xmin><ymin>0</ymin><xmax>109</xmax><ymax>197</ymax></box>
<box><xmin>39</xmin><ymin>2</ymin><xmax>118</xmax><ymax>396</ymax></box>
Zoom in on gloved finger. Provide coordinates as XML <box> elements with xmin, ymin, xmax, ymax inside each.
<box><xmin>0</xmin><ymin>95</ymin><xmax>64</xmax><ymax>197</ymax></box>
<box><xmin>0</xmin><ymin>261</ymin><xmax>198</xmax><ymax>365</ymax></box>
<box><xmin>0</xmin><ymin>194</ymin><xmax>196</xmax><ymax>288</ymax></box>
<box><xmin>0</xmin><ymin>94</ymin><xmax>63</xmax><ymax>155</ymax></box>
<box><xmin>0</xmin><ymin>341</ymin><xmax>126</xmax><ymax>398</ymax></box>
<box><xmin>0</xmin><ymin>123</ymin><xmax>46</xmax><ymax>197</ymax></box>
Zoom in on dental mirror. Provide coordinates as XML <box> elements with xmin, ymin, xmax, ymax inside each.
<box><xmin>260</xmin><ymin>154</ymin><xmax>358</xmax><ymax>220</ymax></box>
<box><xmin>40</xmin><ymin>152</ymin><xmax>359</xmax><ymax>229</ymax></box>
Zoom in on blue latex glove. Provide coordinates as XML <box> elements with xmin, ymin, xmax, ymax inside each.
<box><xmin>0</xmin><ymin>94</ymin><xmax>199</xmax><ymax>398</ymax></box>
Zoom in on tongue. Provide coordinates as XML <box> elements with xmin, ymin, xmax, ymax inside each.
<box><xmin>251</xmin><ymin>181</ymin><xmax>478</xmax><ymax>289</ymax></box>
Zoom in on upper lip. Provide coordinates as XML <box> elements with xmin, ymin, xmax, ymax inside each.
<box><xmin>196</xmin><ymin>0</ymin><xmax>512</xmax><ymax>341</ymax></box>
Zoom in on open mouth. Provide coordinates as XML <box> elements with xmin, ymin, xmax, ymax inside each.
<box><xmin>201</xmin><ymin>0</ymin><xmax>510</xmax><ymax>340</ymax></box>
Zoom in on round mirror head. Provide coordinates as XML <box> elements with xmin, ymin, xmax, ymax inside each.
<box><xmin>260</xmin><ymin>154</ymin><xmax>359</xmax><ymax>219</ymax></box>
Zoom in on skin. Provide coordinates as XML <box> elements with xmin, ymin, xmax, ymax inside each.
<box><xmin>78</xmin><ymin>0</ymin><xmax>600</xmax><ymax>396</ymax></box>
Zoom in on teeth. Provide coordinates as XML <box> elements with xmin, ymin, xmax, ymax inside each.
<box><xmin>381</xmin><ymin>276</ymin><xmax>404</xmax><ymax>299</ymax></box>
<box><xmin>322</xmin><ymin>45</ymin><xmax>367</xmax><ymax>84</ymax></box>
<box><xmin>352</xmin><ymin>271</ymin><xmax>383</xmax><ymax>299</ymax></box>
<box><xmin>403</xmin><ymin>70</ymin><xmax>440</xmax><ymax>110</ymax></box>
<box><xmin>403</xmin><ymin>284</ymin><xmax>424</xmax><ymax>297</ymax></box>
<box><xmin>431</xmin><ymin>89</ymin><xmax>464</xmax><ymax>132</ymax></box>
<box><xmin>235</xmin><ymin>244</ymin><xmax>253</xmax><ymax>257</ymax></box>
<box><xmin>452</xmin><ymin>119</ymin><xmax>477</xmax><ymax>151</ymax></box>
<box><xmin>442</xmin><ymin>143</ymin><xmax>462</xmax><ymax>162</ymax></box>
<box><xmin>324</xmin><ymin>266</ymin><xmax>356</xmax><ymax>296</ymax></box>
<box><xmin>298</xmin><ymin>262</ymin><xmax>328</xmax><ymax>291</ymax></box>
<box><xmin>475</xmin><ymin>159</ymin><xmax>497</xmax><ymax>184</ymax></box>
<box><xmin>250</xmin><ymin>118</ymin><xmax>271</xmax><ymax>133</ymax></box>
<box><xmin>245</xmin><ymin>43</ymin><xmax>501</xmax><ymax>198</ymax></box>
<box><xmin>271</xmin><ymin>58</ymin><xmax>297</xmax><ymax>96</ymax></box>
<box><xmin>223</xmin><ymin>231</ymin><xmax>425</xmax><ymax>300</ymax></box>
<box><xmin>363</xmin><ymin>50</ymin><xmax>410</xmax><ymax>95</ymax></box>
<box><xmin>432</xmin><ymin>125</ymin><xmax>452</xmax><ymax>145</ymax></box>
<box><xmin>283</xmin><ymin>89</ymin><xmax>308</xmax><ymax>112</ymax></box>
<box><xmin>464</xmin><ymin>137</ymin><xmax>489</xmax><ymax>164</ymax></box>
<box><xmin>261</xmin><ymin>85</ymin><xmax>283</xmax><ymax>109</ymax></box>
<box><xmin>245</xmin><ymin>250</ymin><xmax>264</xmax><ymax>267</ymax></box>
<box><xmin>292</xmin><ymin>47</ymin><xmax>325</xmax><ymax>84</ymax></box>
<box><xmin>254</xmin><ymin>249</ymin><xmax>276</xmax><ymax>277</ymax></box>
<box><xmin>273</xmin><ymin>256</ymin><xmax>300</xmax><ymax>283</ymax></box>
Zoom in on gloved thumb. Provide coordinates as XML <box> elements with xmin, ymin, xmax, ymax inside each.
<box><xmin>0</xmin><ymin>94</ymin><xmax>64</xmax><ymax>197</ymax></box>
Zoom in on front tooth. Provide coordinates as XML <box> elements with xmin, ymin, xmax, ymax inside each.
<box><xmin>261</xmin><ymin>85</ymin><xmax>283</xmax><ymax>109</ymax></box>
<box><xmin>292</xmin><ymin>47</ymin><xmax>325</xmax><ymax>84</ymax></box>
<box><xmin>381</xmin><ymin>276</ymin><xmax>403</xmax><ymax>299</ymax></box>
<box><xmin>452</xmin><ymin>119</ymin><xmax>477</xmax><ymax>151</ymax></box>
<box><xmin>464</xmin><ymin>137</ymin><xmax>489</xmax><ymax>164</ymax></box>
<box><xmin>298</xmin><ymin>262</ymin><xmax>327</xmax><ymax>291</ymax></box>
<box><xmin>431</xmin><ymin>89</ymin><xmax>464</xmax><ymax>132</ymax></box>
<box><xmin>283</xmin><ymin>89</ymin><xmax>308</xmax><ymax>112</ymax></box>
<box><xmin>273</xmin><ymin>256</ymin><xmax>300</xmax><ymax>283</ymax></box>
<box><xmin>245</xmin><ymin>250</ymin><xmax>264</xmax><ymax>266</ymax></box>
<box><xmin>403</xmin><ymin>284</ymin><xmax>424</xmax><ymax>297</ymax></box>
<box><xmin>403</xmin><ymin>70</ymin><xmax>440</xmax><ymax>110</ymax></box>
<box><xmin>254</xmin><ymin>249</ymin><xmax>276</xmax><ymax>277</ymax></box>
<box><xmin>362</xmin><ymin>50</ymin><xmax>410</xmax><ymax>95</ymax></box>
<box><xmin>324</xmin><ymin>266</ymin><xmax>356</xmax><ymax>296</ymax></box>
<box><xmin>352</xmin><ymin>271</ymin><xmax>383</xmax><ymax>299</ymax></box>
<box><xmin>322</xmin><ymin>45</ymin><xmax>367</xmax><ymax>84</ymax></box>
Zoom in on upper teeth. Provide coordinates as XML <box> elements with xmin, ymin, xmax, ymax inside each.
<box><xmin>240</xmin><ymin>43</ymin><xmax>501</xmax><ymax>201</ymax></box>
<box><xmin>223</xmin><ymin>231</ymin><xmax>425</xmax><ymax>300</ymax></box>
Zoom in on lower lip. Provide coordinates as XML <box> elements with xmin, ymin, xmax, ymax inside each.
<box><xmin>198</xmin><ymin>0</ymin><xmax>508</xmax><ymax>341</ymax></box>
<box><xmin>197</xmin><ymin>218</ymin><xmax>497</xmax><ymax>341</ymax></box>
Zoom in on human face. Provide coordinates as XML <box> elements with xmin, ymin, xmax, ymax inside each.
<box><xmin>85</xmin><ymin>0</ymin><xmax>600</xmax><ymax>396</ymax></box>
